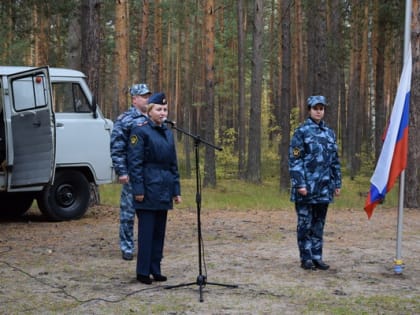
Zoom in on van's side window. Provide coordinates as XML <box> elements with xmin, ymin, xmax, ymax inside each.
<box><xmin>52</xmin><ymin>82</ymin><xmax>90</xmax><ymax>113</ymax></box>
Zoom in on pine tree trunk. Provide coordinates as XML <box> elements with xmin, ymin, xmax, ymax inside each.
<box><xmin>294</xmin><ymin>0</ymin><xmax>307</xmax><ymax>121</ymax></box>
<box><xmin>245</xmin><ymin>0</ymin><xmax>264</xmax><ymax>183</ymax></box>
<box><xmin>203</xmin><ymin>0</ymin><xmax>217</xmax><ymax>187</ymax></box>
<box><xmin>237</xmin><ymin>0</ymin><xmax>247</xmax><ymax>179</ymax></box>
<box><xmin>405</xmin><ymin>0</ymin><xmax>420</xmax><ymax>208</ymax></box>
<box><xmin>115</xmin><ymin>0</ymin><xmax>129</xmax><ymax>114</ymax></box>
<box><xmin>67</xmin><ymin>5</ymin><xmax>81</xmax><ymax>70</ymax></box>
<box><xmin>34</xmin><ymin>3</ymin><xmax>49</xmax><ymax>66</ymax></box>
<box><xmin>138</xmin><ymin>0</ymin><xmax>150</xmax><ymax>83</ymax></box>
<box><xmin>81</xmin><ymin>0</ymin><xmax>101</xmax><ymax>97</ymax></box>
<box><xmin>279</xmin><ymin>0</ymin><xmax>291</xmax><ymax>192</ymax></box>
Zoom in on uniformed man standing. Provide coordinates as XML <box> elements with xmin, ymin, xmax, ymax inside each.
<box><xmin>110</xmin><ymin>83</ymin><xmax>151</xmax><ymax>260</ymax></box>
<box><xmin>288</xmin><ymin>95</ymin><xmax>341</xmax><ymax>270</ymax></box>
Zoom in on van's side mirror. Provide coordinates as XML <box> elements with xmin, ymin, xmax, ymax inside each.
<box><xmin>91</xmin><ymin>95</ymin><xmax>98</xmax><ymax>118</ymax></box>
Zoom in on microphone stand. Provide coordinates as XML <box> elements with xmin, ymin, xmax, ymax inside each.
<box><xmin>164</xmin><ymin>121</ymin><xmax>238</xmax><ymax>302</ymax></box>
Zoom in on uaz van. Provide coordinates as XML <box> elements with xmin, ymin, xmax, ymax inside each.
<box><xmin>0</xmin><ymin>66</ymin><xmax>114</xmax><ymax>221</ymax></box>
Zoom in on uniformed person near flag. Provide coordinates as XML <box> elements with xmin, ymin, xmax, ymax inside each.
<box><xmin>127</xmin><ymin>92</ymin><xmax>181</xmax><ymax>284</ymax></box>
<box><xmin>110</xmin><ymin>83</ymin><xmax>152</xmax><ymax>261</ymax></box>
<box><xmin>288</xmin><ymin>95</ymin><xmax>342</xmax><ymax>270</ymax></box>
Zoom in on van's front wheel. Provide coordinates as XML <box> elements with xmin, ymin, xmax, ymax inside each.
<box><xmin>37</xmin><ymin>170</ymin><xmax>90</xmax><ymax>221</ymax></box>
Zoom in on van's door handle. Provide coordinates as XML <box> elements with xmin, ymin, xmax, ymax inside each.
<box><xmin>56</xmin><ymin>122</ymin><xmax>64</xmax><ymax>127</ymax></box>
<box><xmin>33</xmin><ymin>121</ymin><xmax>41</xmax><ymax>127</ymax></box>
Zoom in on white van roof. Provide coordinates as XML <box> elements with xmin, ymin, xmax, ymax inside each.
<box><xmin>0</xmin><ymin>66</ymin><xmax>86</xmax><ymax>78</ymax></box>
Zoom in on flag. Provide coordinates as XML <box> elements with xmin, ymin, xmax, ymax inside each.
<box><xmin>364</xmin><ymin>45</ymin><xmax>412</xmax><ymax>219</ymax></box>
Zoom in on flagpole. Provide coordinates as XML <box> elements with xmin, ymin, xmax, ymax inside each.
<box><xmin>394</xmin><ymin>0</ymin><xmax>412</xmax><ymax>275</ymax></box>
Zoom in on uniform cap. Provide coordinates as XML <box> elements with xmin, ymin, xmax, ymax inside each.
<box><xmin>129</xmin><ymin>83</ymin><xmax>151</xmax><ymax>96</ymax></box>
<box><xmin>307</xmin><ymin>95</ymin><xmax>327</xmax><ymax>107</ymax></box>
<box><xmin>148</xmin><ymin>92</ymin><xmax>167</xmax><ymax>105</ymax></box>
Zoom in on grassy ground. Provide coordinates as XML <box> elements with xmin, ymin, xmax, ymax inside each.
<box><xmin>3</xmin><ymin>176</ymin><xmax>414</xmax><ymax>314</ymax></box>
<box><xmin>1</xmin><ymin>205</ymin><xmax>418</xmax><ymax>314</ymax></box>
<box><xmin>100</xmin><ymin>176</ymin><xmax>399</xmax><ymax>213</ymax></box>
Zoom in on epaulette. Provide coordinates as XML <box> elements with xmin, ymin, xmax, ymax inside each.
<box><xmin>136</xmin><ymin>121</ymin><xmax>148</xmax><ymax>127</ymax></box>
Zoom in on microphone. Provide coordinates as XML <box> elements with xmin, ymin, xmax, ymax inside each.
<box><xmin>164</xmin><ymin>118</ymin><xmax>176</xmax><ymax>126</ymax></box>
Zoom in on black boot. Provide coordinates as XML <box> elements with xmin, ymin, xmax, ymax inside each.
<box><xmin>313</xmin><ymin>259</ymin><xmax>330</xmax><ymax>270</ymax></box>
<box><xmin>152</xmin><ymin>274</ymin><xmax>168</xmax><ymax>282</ymax></box>
<box><xmin>137</xmin><ymin>274</ymin><xmax>152</xmax><ymax>284</ymax></box>
<box><xmin>301</xmin><ymin>260</ymin><xmax>316</xmax><ymax>270</ymax></box>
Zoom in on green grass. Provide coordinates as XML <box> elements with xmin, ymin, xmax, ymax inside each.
<box><xmin>99</xmin><ymin>175</ymin><xmax>399</xmax><ymax>211</ymax></box>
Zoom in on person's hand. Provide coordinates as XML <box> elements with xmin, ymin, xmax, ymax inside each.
<box><xmin>134</xmin><ymin>194</ymin><xmax>144</xmax><ymax>202</ymax></box>
<box><xmin>335</xmin><ymin>188</ymin><xmax>341</xmax><ymax>196</ymax></box>
<box><xmin>173</xmin><ymin>196</ymin><xmax>182</xmax><ymax>204</ymax></box>
<box><xmin>297</xmin><ymin>187</ymin><xmax>307</xmax><ymax>196</ymax></box>
<box><xmin>118</xmin><ymin>175</ymin><xmax>129</xmax><ymax>184</ymax></box>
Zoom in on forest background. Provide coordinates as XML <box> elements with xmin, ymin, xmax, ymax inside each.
<box><xmin>1</xmin><ymin>0</ymin><xmax>420</xmax><ymax>207</ymax></box>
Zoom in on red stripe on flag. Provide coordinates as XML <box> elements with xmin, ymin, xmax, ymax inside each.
<box><xmin>364</xmin><ymin>191</ymin><xmax>380</xmax><ymax>219</ymax></box>
<box><xmin>386</xmin><ymin>127</ymin><xmax>408</xmax><ymax>192</ymax></box>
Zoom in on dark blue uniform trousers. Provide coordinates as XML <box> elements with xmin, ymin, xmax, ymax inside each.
<box><xmin>295</xmin><ymin>203</ymin><xmax>328</xmax><ymax>261</ymax></box>
<box><xmin>136</xmin><ymin>209</ymin><xmax>168</xmax><ymax>277</ymax></box>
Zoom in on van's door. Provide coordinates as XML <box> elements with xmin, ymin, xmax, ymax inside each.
<box><xmin>6</xmin><ymin>67</ymin><xmax>55</xmax><ymax>190</ymax></box>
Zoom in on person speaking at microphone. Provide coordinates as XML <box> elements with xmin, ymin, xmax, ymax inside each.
<box><xmin>127</xmin><ymin>92</ymin><xmax>182</xmax><ymax>284</ymax></box>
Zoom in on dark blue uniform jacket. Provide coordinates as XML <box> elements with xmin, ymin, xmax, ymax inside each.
<box><xmin>127</xmin><ymin>118</ymin><xmax>181</xmax><ymax>211</ymax></box>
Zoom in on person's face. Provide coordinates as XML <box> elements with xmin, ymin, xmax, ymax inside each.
<box><xmin>148</xmin><ymin>104</ymin><xmax>168</xmax><ymax>125</ymax></box>
<box><xmin>132</xmin><ymin>93</ymin><xmax>151</xmax><ymax>114</ymax></box>
<box><xmin>309</xmin><ymin>104</ymin><xmax>325</xmax><ymax>123</ymax></box>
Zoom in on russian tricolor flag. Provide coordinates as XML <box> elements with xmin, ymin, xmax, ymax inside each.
<box><xmin>364</xmin><ymin>45</ymin><xmax>412</xmax><ymax>219</ymax></box>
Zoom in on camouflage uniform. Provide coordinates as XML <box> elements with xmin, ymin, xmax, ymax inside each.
<box><xmin>289</xmin><ymin>116</ymin><xmax>341</xmax><ymax>262</ymax></box>
<box><xmin>111</xmin><ymin>106</ymin><xmax>147</xmax><ymax>256</ymax></box>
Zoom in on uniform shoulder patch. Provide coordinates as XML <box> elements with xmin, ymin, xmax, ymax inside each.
<box><xmin>293</xmin><ymin>147</ymin><xmax>301</xmax><ymax>158</ymax></box>
<box><xmin>130</xmin><ymin>135</ymin><xmax>138</xmax><ymax>146</ymax></box>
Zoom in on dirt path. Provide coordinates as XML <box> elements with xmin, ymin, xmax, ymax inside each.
<box><xmin>0</xmin><ymin>206</ymin><xmax>419</xmax><ymax>314</ymax></box>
